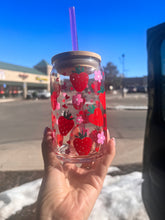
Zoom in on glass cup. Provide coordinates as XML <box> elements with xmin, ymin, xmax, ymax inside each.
<box><xmin>50</xmin><ymin>51</ymin><xmax>107</xmax><ymax>163</ymax></box>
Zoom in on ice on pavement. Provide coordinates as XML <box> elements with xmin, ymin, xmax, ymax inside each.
<box><xmin>0</xmin><ymin>167</ymin><xmax>149</xmax><ymax>220</ymax></box>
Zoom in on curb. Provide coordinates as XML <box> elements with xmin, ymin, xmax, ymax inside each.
<box><xmin>107</xmin><ymin>105</ymin><xmax>148</xmax><ymax>110</ymax></box>
<box><xmin>0</xmin><ymin>98</ymin><xmax>23</xmax><ymax>103</ymax></box>
<box><xmin>0</xmin><ymin>99</ymin><xmax>17</xmax><ymax>103</ymax></box>
<box><xmin>0</xmin><ymin>99</ymin><xmax>148</xmax><ymax>110</ymax></box>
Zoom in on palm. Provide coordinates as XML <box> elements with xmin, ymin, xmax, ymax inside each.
<box><xmin>37</xmin><ymin>128</ymin><xmax>115</xmax><ymax>220</ymax></box>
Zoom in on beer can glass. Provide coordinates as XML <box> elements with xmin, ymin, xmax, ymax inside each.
<box><xmin>50</xmin><ymin>51</ymin><xmax>107</xmax><ymax>163</ymax></box>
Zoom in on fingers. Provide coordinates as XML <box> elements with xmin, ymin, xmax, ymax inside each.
<box><xmin>95</xmin><ymin>137</ymin><xmax>116</xmax><ymax>180</ymax></box>
<box><xmin>107</xmin><ymin>129</ymin><xmax>110</xmax><ymax>141</ymax></box>
<box><xmin>104</xmin><ymin>138</ymin><xmax>116</xmax><ymax>167</ymax></box>
<box><xmin>42</xmin><ymin>127</ymin><xmax>59</xmax><ymax>170</ymax></box>
<box><xmin>41</xmin><ymin>127</ymin><xmax>115</xmax><ymax>177</ymax></box>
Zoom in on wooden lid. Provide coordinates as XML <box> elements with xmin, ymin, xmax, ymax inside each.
<box><xmin>51</xmin><ymin>51</ymin><xmax>101</xmax><ymax>64</ymax></box>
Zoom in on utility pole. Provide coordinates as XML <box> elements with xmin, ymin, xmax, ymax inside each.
<box><xmin>121</xmin><ymin>53</ymin><xmax>125</xmax><ymax>97</ymax></box>
<box><xmin>121</xmin><ymin>53</ymin><xmax>125</xmax><ymax>76</ymax></box>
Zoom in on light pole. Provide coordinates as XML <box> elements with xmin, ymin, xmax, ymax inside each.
<box><xmin>121</xmin><ymin>54</ymin><xmax>125</xmax><ymax>97</ymax></box>
<box><xmin>121</xmin><ymin>53</ymin><xmax>125</xmax><ymax>76</ymax></box>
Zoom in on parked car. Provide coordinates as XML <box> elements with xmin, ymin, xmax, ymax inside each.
<box><xmin>127</xmin><ymin>86</ymin><xmax>137</xmax><ymax>93</ymax></box>
<box><xmin>26</xmin><ymin>90</ymin><xmax>35</xmax><ymax>99</ymax></box>
<box><xmin>137</xmin><ymin>86</ymin><xmax>148</xmax><ymax>93</ymax></box>
<box><xmin>36</xmin><ymin>90</ymin><xmax>51</xmax><ymax>99</ymax></box>
<box><xmin>26</xmin><ymin>90</ymin><xmax>51</xmax><ymax>99</ymax></box>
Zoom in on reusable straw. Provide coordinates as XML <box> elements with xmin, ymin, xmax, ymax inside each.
<box><xmin>69</xmin><ymin>6</ymin><xmax>79</xmax><ymax>51</ymax></box>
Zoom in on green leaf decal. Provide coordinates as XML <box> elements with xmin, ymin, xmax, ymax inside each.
<box><xmin>98</xmin><ymin>86</ymin><xmax>105</xmax><ymax>94</ymax></box>
<box><xmin>87</xmin><ymin>105</ymin><xmax>96</xmax><ymax>115</ymax></box>
<box><xmin>72</xmin><ymin>66</ymin><xmax>85</xmax><ymax>74</ymax></box>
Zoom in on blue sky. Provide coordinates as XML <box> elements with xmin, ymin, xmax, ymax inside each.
<box><xmin>0</xmin><ymin>0</ymin><xmax>165</xmax><ymax>77</ymax></box>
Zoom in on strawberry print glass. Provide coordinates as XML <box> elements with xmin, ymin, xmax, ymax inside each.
<box><xmin>50</xmin><ymin>51</ymin><xmax>107</xmax><ymax>163</ymax></box>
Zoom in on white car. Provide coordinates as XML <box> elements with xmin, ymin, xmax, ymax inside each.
<box><xmin>37</xmin><ymin>90</ymin><xmax>51</xmax><ymax>99</ymax></box>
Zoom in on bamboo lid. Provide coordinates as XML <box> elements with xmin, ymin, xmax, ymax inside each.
<box><xmin>51</xmin><ymin>51</ymin><xmax>101</xmax><ymax>64</ymax></box>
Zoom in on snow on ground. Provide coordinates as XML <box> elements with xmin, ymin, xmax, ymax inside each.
<box><xmin>0</xmin><ymin>167</ymin><xmax>149</xmax><ymax>220</ymax></box>
<box><xmin>0</xmin><ymin>179</ymin><xmax>42</xmax><ymax>220</ymax></box>
<box><xmin>89</xmin><ymin>171</ymin><xmax>149</xmax><ymax>220</ymax></box>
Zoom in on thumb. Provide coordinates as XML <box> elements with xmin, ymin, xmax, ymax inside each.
<box><xmin>95</xmin><ymin>137</ymin><xmax>116</xmax><ymax>180</ymax></box>
<box><xmin>41</xmin><ymin>127</ymin><xmax>58</xmax><ymax>170</ymax></box>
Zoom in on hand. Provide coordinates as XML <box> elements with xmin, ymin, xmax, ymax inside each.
<box><xmin>36</xmin><ymin>127</ymin><xmax>115</xmax><ymax>220</ymax></box>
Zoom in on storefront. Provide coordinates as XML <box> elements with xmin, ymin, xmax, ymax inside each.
<box><xmin>0</xmin><ymin>60</ymin><xmax>52</xmax><ymax>98</ymax></box>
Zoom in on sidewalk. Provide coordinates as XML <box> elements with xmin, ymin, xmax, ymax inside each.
<box><xmin>0</xmin><ymin>138</ymin><xmax>144</xmax><ymax>171</ymax></box>
<box><xmin>0</xmin><ymin>95</ymin><xmax>148</xmax><ymax>110</ymax></box>
<box><xmin>0</xmin><ymin>98</ymin><xmax>19</xmax><ymax>103</ymax></box>
<box><xmin>0</xmin><ymin>140</ymin><xmax>43</xmax><ymax>171</ymax></box>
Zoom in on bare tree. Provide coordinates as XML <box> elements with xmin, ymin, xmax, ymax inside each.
<box><xmin>103</xmin><ymin>62</ymin><xmax>122</xmax><ymax>90</ymax></box>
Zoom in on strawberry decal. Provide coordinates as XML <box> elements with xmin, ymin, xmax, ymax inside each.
<box><xmin>52</xmin><ymin>82</ymin><xmax>61</xmax><ymax>98</ymax></box>
<box><xmin>51</xmin><ymin>112</ymin><xmax>56</xmax><ymax>129</ymax></box>
<box><xmin>73</xmin><ymin>131</ymin><xmax>92</xmax><ymax>155</ymax></box>
<box><xmin>89</xmin><ymin>129</ymin><xmax>101</xmax><ymax>152</ymax></box>
<box><xmin>103</xmin><ymin>113</ymin><xmax>107</xmax><ymax>131</ymax></box>
<box><xmin>72</xmin><ymin>93</ymin><xmax>85</xmax><ymax>110</ymax></box>
<box><xmin>91</xmin><ymin>81</ymin><xmax>101</xmax><ymax>95</ymax></box>
<box><xmin>57</xmin><ymin>134</ymin><xmax>63</xmax><ymax>146</ymax></box>
<box><xmin>58</xmin><ymin>111</ymin><xmax>74</xmax><ymax>136</ymax></box>
<box><xmin>51</xmin><ymin>91</ymin><xmax>57</xmax><ymax>110</ymax></box>
<box><xmin>98</xmin><ymin>86</ymin><xmax>106</xmax><ymax>109</ymax></box>
<box><xmin>78</xmin><ymin>110</ymin><xmax>89</xmax><ymax>124</ymax></box>
<box><xmin>87</xmin><ymin>105</ymin><xmax>103</xmax><ymax>127</ymax></box>
<box><xmin>89</xmin><ymin>129</ymin><xmax>100</xmax><ymax>143</ymax></box>
<box><xmin>70</xmin><ymin>67</ymin><xmax>89</xmax><ymax>92</ymax></box>
<box><xmin>51</xmin><ymin>83</ymin><xmax>61</xmax><ymax>110</ymax></box>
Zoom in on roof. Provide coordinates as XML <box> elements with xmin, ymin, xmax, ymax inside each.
<box><xmin>34</xmin><ymin>59</ymin><xmax>49</xmax><ymax>67</ymax></box>
<box><xmin>0</xmin><ymin>61</ymin><xmax>45</xmax><ymax>75</ymax></box>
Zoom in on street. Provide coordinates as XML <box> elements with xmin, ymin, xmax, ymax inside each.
<box><xmin>108</xmin><ymin>110</ymin><xmax>147</xmax><ymax>139</ymax></box>
<box><xmin>0</xmin><ymin>94</ymin><xmax>148</xmax><ymax>169</ymax></box>
<box><xmin>0</xmin><ymin>99</ymin><xmax>147</xmax><ymax>144</ymax></box>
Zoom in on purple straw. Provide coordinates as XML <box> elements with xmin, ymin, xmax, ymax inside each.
<box><xmin>69</xmin><ymin>7</ymin><xmax>79</xmax><ymax>51</ymax></box>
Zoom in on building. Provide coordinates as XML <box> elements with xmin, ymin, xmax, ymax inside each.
<box><xmin>122</xmin><ymin>76</ymin><xmax>147</xmax><ymax>88</ymax></box>
<box><xmin>0</xmin><ymin>60</ymin><xmax>52</xmax><ymax>98</ymax></box>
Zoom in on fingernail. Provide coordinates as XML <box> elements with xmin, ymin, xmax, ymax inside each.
<box><xmin>43</xmin><ymin>127</ymin><xmax>48</xmax><ymax>136</ymax></box>
<box><xmin>111</xmin><ymin>137</ymin><xmax>116</xmax><ymax>146</ymax></box>
<box><xmin>51</xmin><ymin>129</ymin><xmax>56</xmax><ymax>140</ymax></box>
<box><xmin>107</xmin><ymin>129</ymin><xmax>110</xmax><ymax>140</ymax></box>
